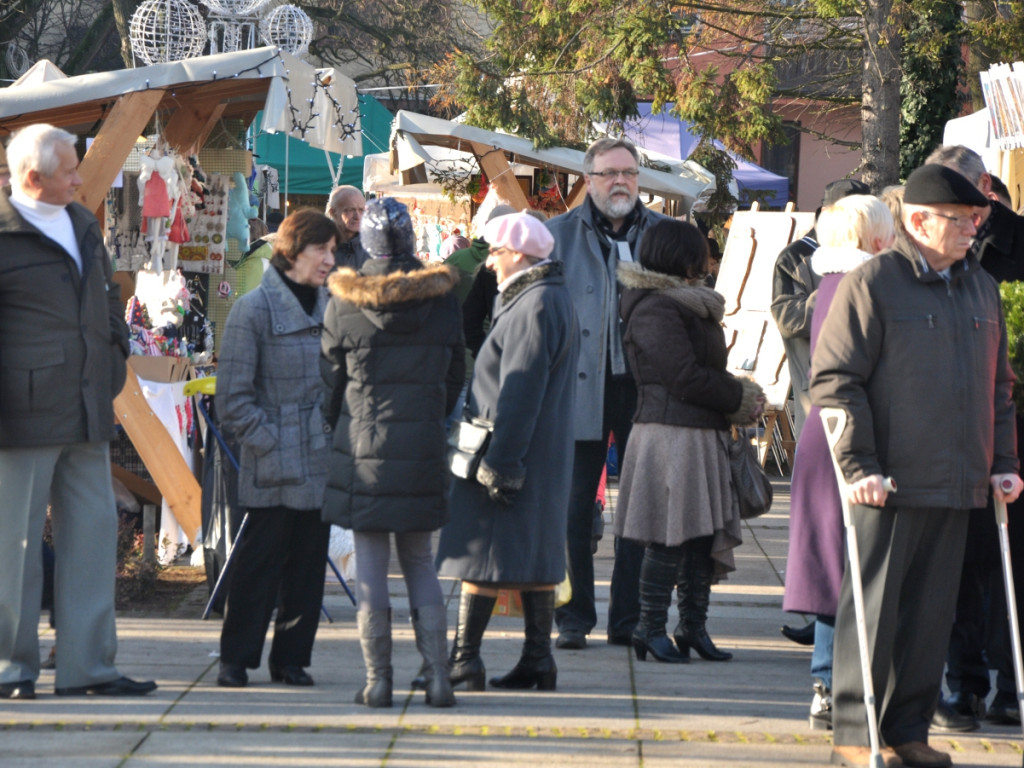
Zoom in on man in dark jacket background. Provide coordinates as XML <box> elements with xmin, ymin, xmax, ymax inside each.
<box><xmin>811</xmin><ymin>163</ymin><xmax>1021</xmax><ymax>768</ymax></box>
<box><xmin>926</xmin><ymin>144</ymin><xmax>1024</xmax><ymax>730</ymax></box>
<box><xmin>0</xmin><ymin>124</ymin><xmax>155</xmax><ymax>700</ymax></box>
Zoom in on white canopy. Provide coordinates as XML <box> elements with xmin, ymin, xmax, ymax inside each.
<box><xmin>391</xmin><ymin>110</ymin><xmax>714</xmax><ymax>209</ymax></box>
<box><xmin>0</xmin><ymin>47</ymin><xmax>360</xmax><ymax>155</ymax></box>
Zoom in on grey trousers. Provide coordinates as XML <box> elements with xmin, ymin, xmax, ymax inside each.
<box><xmin>832</xmin><ymin>504</ymin><xmax>968</xmax><ymax>747</ymax></box>
<box><xmin>353</xmin><ymin>531</ymin><xmax>444</xmax><ymax>611</ymax></box>
<box><xmin>0</xmin><ymin>442</ymin><xmax>120</xmax><ymax>689</ymax></box>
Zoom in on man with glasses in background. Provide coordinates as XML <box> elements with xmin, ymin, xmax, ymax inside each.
<box><xmin>546</xmin><ymin>138</ymin><xmax>674</xmax><ymax>650</ymax></box>
<box><xmin>327</xmin><ymin>185</ymin><xmax>369</xmax><ymax>270</ymax></box>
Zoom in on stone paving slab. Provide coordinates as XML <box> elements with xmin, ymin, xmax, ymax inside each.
<box><xmin>3</xmin><ymin>478</ymin><xmax>1023</xmax><ymax>766</ymax></box>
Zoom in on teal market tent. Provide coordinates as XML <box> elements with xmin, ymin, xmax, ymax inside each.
<box><xmin>253</xmin><ymin>93</ymin><xmax>393</xmax><ymax>195</ymax></box>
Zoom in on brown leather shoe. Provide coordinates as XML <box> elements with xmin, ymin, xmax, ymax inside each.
<box><xmin>892</xmin><ymin>741</ymin><xmax>951</xmax><ymax>768</ymax></box>
<box><xmin>831</xmin><ymin>744</ymin><xmax>904</xmax><ymax>768</ymax></box>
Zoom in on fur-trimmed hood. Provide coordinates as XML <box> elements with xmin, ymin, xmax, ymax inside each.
<box><xmin>810</xmin><ymin>245</ymin><xmax>874</xmax><ymax>276</ymax></box>
<box><xmin>499</xmin><ymin>261</ymin><xmax>564</xmax><ymax>306</ymax></box>
<box><xmin>327</xmin><ymin>259</ymin><xmax>459</xmax><ymax>332</ymax></box>
<box><xmin>617</xmin><ymin>261</ymin><xmax>725</xmax><ymax>321</ymax></box>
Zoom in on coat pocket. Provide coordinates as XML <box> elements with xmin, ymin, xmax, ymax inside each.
<box><xmin>1</xmin><ymin>344</ymin><xmax>66</xmax><ymax>412</ymax></box>
<box><xmin>253</xmin><ymin>403</ymin><xmax>304</xmax><ymax>487</ymax></box>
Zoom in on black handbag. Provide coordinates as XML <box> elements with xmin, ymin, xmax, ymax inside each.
<box><xmin>728</xmin><ymin>427</ymin><xmax>773</xmax><ymax>519</ymax></box>
<box><xmin>447</xmin><ymin>417</ymin><xmax>493</xmax><ymax>479</ymax></box>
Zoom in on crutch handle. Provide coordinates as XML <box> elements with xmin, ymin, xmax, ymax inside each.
<box><xmin>881</xmin><ymin>477</ymin><xmax>897</xmax><ymax>494</ymax></box>
<box><xmin>1001</xmin><ymin>477</ymin><xmax>1015</xmax><ymax>493</ymax></box>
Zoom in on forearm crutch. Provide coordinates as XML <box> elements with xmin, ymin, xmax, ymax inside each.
<box><xmin>821</xmin><ymin>408</ymin><xmax>896</xmax><ymax>768</ymax></box>
<box><xmin>993</xmin><ymin>481</ymin><xmax>1024</xmax><ymax>766</ymax></box>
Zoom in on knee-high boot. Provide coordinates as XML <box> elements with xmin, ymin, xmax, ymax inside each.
<box><xmin>490</xmin><ymin>589</ymin><xmax>558</xmax><ymax>690</ymax></box>
<box><xmin>633</xmin><ymin>546</ymin><xmax>688</xmax><ymax>663</ymax></box>
<box><xmin>355</xmin><ymin>609</ymin><xmax>393</xmax><ymax>707</ymax></box>
<box><xmin>673</xmin><ymin>543</ymin><xmax>732</xmax><ymax>661</ymax></box>
<box><xmin>411</xmin><ymin>604</ymin><xmax>456</xmax><ymax>707</ymax></box>
<box><xmin>449</xmin><ymin>590</ymin><xmax>496</xmax><ymax>691</ymax></box>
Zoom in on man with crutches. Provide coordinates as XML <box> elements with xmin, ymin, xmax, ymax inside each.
<box><xmin>810</xmin><ymin>163</ymin><xmax>1022</xmax><ymax>768</ymax></box>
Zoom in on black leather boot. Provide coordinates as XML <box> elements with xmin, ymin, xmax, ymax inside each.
<box><xmin>448</xmin><ymin>589</ymin><xmax>496</xmax><ymax>691</ymax></box>
<box><xmin>489</xmin><ymin>590</ymin><xmax>558</xmax><ymax>690</ymax></box>
<box><xmin>674</xmin><ymin>542</ymin><xmax>732</xmax><ymax>662</ymax></box>
<box><xmin>633</xmin><ymin>546</ymin><xmax>688</xmax><ymax>663</ymax></box>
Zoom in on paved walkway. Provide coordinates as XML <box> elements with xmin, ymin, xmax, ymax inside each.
<box><xmin>4</xmin><ymin>480</ymin><xmax>1023</xmax><ymax>766</ymax></box>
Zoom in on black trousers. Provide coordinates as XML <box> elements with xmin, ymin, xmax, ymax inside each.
<box><xmin>555</xmin><ymin>373</ymin><xmax>644</xmax><ymax>638</ymax></box>
<box><xmin>833</xmin><ymin>506</ymin><xmax>968</xmax><ymax>748</ymax></box>
<box><xmin>219</xmin><ymin>506</ymin><xmax>330</xmax><ymax>669</ymax></box>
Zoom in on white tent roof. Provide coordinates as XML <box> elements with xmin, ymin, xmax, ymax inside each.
<box><xmin>392</xmin><ymin>110</ymin><xmax>713</xmax><ymax>208</ymax></box>
<box><xmin>0</xmin><ymin>47</ymin><xmax>360</xmax><ymax>155</ymax></box>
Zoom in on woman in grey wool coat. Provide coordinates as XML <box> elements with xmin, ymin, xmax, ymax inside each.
<box><xmin>321</xmin><ymin>197</ymin><xmax>464</xmax><ymax>709</ymax></box>
<box><xmin>436</xmin><ymin>212</ymin><xmax>579</xmax><ymax>692</ymax></box>
<box><xmin>215</xmin><ymin>209</ymin><xmax>338</xmax><ymax>689</ymax></box>
<box><xmin>615</xmin><ymin>219</ymin><xmax>764</xmax><ymax>665</ymax></box>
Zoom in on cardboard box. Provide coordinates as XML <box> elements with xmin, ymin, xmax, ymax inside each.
<box><xmin>128</xmin><ymin>355</ymin><xmax>192</xmax><ymax>383</ymax></box>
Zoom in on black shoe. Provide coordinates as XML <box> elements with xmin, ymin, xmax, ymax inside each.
<box><xmin>216</xmin><ymin>663</ymin><xmax>248</xmax><ymax>688</ymax></box>
<box><xmin>632</xmin><ymin>632</ymin><xmax>688</xmax><ymax>663</ymax></box>
<box><xmin>606</xmin><ymin>632</ymin><xmax>633</xmax><ymax>646</ymax></box>
<box><xmin>930</xmin><ymin>698</ymin><xmax>978</xmax><ymax>732</ymax></box>
<box><xmin>269</xmin><ymin>664</ymin><xmax>314</xmax><ymax>686</ymax></box>
<box><xmin>489</xmin><ymin>655</ymin><xmax>557</xmax><ymax>690</ymax></box>
<box><xmin>56</xmin><ymin>676</ymin><xmax>157</xmax><ymax>696</ymax></box>
<box><xmin>0</xmin><ymin>680</ymin><xmax>35</xmax><ymax>699</ymax></box>
<box><xmin>554</xmin><ymin>629</ymin><xmax>586</xmax><ymax>649</ymax></box>
<box><xmin>40</xmin><ymin>647</ymin><xmax>56</xmax><ymax>671</ymax></box>
<box><xmin>781</xmin><ymin>623</ymin><xmax>816</xmax><ymax>645</ymax></box>
<box><xmin>986</xmin><ymin>692</ymin><xmax>1022</xmax><ymax>725</ymax></box>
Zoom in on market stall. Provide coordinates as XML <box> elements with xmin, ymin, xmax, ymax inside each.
<box><xmin>0</xmin><ymin>46</ymin><xmax>360</xmax><ymax>546</ymax></box>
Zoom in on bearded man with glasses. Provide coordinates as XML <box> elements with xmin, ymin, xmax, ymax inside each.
<box><xmin>545</xmin><ymin>138</ymin><xmax>677</xmax><ymax>650</ymax></box>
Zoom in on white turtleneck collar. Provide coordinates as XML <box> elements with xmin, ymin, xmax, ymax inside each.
<box><xmin>9</xmin><ymin>187</ymin><xmax>82</xmax><ymax>272</ymax></box>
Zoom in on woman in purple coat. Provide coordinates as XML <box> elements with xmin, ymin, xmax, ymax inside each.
<box><xmin>782</xmin><ymin>194</ymin><xmax>895</xmax><ymax>729</ymax></box>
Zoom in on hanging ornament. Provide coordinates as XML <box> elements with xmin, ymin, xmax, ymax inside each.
<box><xmin>129</xmin><ymin>0</ymin><xmax>207</xmax><ymax>65</ymax></box>
<box><xmin>202</xmin><ymin>0</ymin><xmax>271</xmax><ymax>16</ymax></box>
<box><xmin>259</xmin><ymin>4</ymin><xmax>313</xmax><ymax>58</ymax></box>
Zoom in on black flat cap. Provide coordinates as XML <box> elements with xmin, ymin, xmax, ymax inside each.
<box><xmin>822</xmin><ymin>178</ymin><xmax>871</xmax><ymax>207</ymax></box>
<box><xmin>904</xmin><ymin>164</ymin><xmax>989</xmax><ymax>207</ymax></box>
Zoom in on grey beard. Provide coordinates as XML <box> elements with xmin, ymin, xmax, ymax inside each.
<box><xmin>598</xmin><ymin>192</ymin><xmax>635</xmax><ymax>220</ymax></box>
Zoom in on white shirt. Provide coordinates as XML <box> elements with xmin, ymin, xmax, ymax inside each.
<box><xmin>9</xmin><ymin>188</ymin><xmax>82</xmax><ymax>272</ymax></box>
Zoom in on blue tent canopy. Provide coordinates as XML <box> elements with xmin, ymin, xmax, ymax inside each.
<box><xmin>623</xmin><ymin>103</ymin><xmax>789</xmax><ymax>206</ymax></box>
<box><xmin>252</xmin><ymin>94</ymin><xmax>393</xmax><ymax>195</ymax></box>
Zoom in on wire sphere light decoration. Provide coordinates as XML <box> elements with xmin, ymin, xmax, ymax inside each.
<box><xmin>259</xmin><ymin>4</ymin><xmax>314</xmax><ymax>58</ymax></box>
<box><xmin>129</xmin><ymin>0</ymin><xmax>207</xmax><ymax>65</ymax></box>
<box><xmin>202</xmin><ymin>0</ymin><xmax>272</xmax><ymax>18</ymax></box>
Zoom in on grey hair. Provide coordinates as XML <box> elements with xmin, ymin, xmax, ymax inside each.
<box><xmin>6</xmin><ymin>124</ymin><xmax>77</xmax><ymax>184</ymax></box>
<box><xmin>583</xmin><ymin>138</ymin><xmax>640</xmax><ymax>175</ymax></box>
<box><xmin>326</xmin><ymin>184</ymin><xmax>363</xmax><ymax>216</ymax></box>
<box><xmin>925</xmin><ymin>145</ymin><xmax>987</xmax><ymax>186</ymax></box>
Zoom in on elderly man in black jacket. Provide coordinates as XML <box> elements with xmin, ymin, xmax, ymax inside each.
<box><xmin>0</xmin><ymin>124</ymin><xmax>156</xmax><ymax>700</ymax></box>
<box><xmin>811</xmin><ymin>164</ymin><xmax>1022</xmax><ymax>768</ymax></box>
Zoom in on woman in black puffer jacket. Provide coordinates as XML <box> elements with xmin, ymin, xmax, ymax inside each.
<box><xmin>320</xmin><ymin>197</ymin><xmax>464</xmax><ymax>709</ymax></box>
<box><xmin>615</xmin><ymin>219</ymin><xmax>763</xmax><ymax>665</ymax></box>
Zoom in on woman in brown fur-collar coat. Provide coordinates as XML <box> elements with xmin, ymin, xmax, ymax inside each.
<box><xmin>320</xmin><ymin>197</ymin><xmax>464</xmax><ymax>710</ymax></box>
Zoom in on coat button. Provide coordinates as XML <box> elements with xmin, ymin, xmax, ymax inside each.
<box><xmin>578</xmin><ymin>372</ymin><xmax>587</xmax><ymax>380</ymax></box>
<box><xmin>323</xmin><ymin>424</ymin><xmax>331</xmax><ymax>433</ymax></box>
<box><xmin>274</xmin><ymin>323</ymin><xmax>284</xmax><ymax>332</ymax></box>
<box><xmin>311</xmin><ymin>327</ymin><xmax>320</xmax><ymax>337</ymax></box>
<box><xmin>581</xmin><ymin>329</ymin><xmax>590</xmax><ymax>337</ymax></box>
<box><xmin>585</xmin><ymin>285</ymin><xmax>594</xmax><ymax>293</ymax></box>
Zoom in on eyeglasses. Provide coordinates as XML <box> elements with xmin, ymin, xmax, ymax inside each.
<box><xmin>925</xmin><ymin>211</ymin><xmax>978</xmax><ymax>228</ymax></box>
<box><xmin>588</xmin><ymin>169</ymin><xmax>640</xmax><ymax>180</ymax></box>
